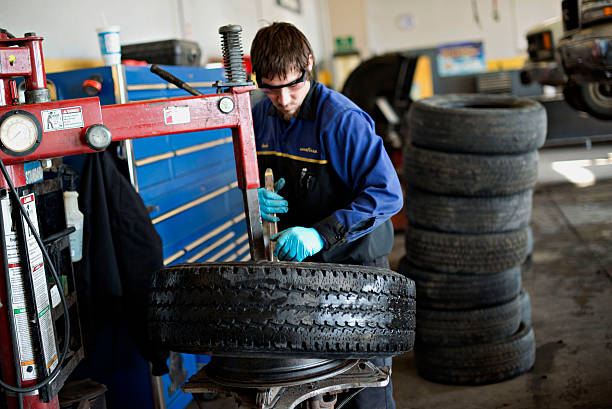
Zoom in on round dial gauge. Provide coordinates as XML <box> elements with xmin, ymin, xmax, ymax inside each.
<box><xmin>0</xmin><ymin>110</ymin><xmax>42</xmax><ymax>156</ymax></box>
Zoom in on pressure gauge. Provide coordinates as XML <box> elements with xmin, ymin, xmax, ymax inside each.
<box><xmin>0</xmin><ymin>110</ymin><xmax>43</xmax><ymax>157</ymax></box>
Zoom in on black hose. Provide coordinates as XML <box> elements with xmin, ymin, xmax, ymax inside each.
<box><xmin>0</xmin><ymin>157</ymin><xmax>71</xmax><ymax>394</ymax></box>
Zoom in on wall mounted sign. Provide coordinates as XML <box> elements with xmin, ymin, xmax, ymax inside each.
<box><xmin>437</xmin><ymin>41</ymin><xmax>487</xmax><ymax>77</ymax></box>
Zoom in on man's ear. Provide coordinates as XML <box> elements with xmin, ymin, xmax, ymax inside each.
<box><xmin>307</xmin><ymin>54</ymin><xmax>314</xmax><ymax>72</ymax></box>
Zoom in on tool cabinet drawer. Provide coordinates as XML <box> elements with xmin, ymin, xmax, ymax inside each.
<box><xmin>130</xmin><ymin>128</ymin><xmax>232</xmax><ymax>161</ymax></box>
<box><xmin>163</xmin><ymin>214</ymin><xmax>249</xmax><ymax>265</ymax></box>
<box><xmin>133</xmin><ymin>140</ymin><xmax>235</xmax><ymax>191</ymax></box>
<box><xmin>139</xmin><ymin>161</ymin><xmax>237</xmax><ymax>218</ymax></box>
<box><xmin>152</xmin><ymin>184</ymin><xmax>243</xmax><ymax>242</ymax></box>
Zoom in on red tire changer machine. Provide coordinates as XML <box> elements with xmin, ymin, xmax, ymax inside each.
<box><xmin>0</xmin><ymin>26</ymin><xmax>265</xmax><ymax>409</ymax></box>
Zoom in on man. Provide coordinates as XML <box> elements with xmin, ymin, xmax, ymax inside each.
<box><xmin>250</xmin><ymin>22</ymin><xmax>403</xmax><ymax>409</ymax></box>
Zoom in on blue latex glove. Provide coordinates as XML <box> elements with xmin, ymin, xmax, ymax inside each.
<box><xmin>271</xmin><ymin>227</ymin><xmax>324</xmax><ymax>261</ymax></box>
<box><xmin>257</xmin><ymin>178</ymin><xmax>287</xmax><ymax>222</ymax></box>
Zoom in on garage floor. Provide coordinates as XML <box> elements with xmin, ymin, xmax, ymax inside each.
<box><xmin>389</xmin><ymin>177</ymin><xmax>612</xmax><ymax>409</ymax></box>
<box><xmin>193</xmin><ymin>144</ymin><xmax>612</xmax><ymax>409</ymax></box>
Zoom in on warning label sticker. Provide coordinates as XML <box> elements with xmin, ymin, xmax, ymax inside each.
<box><xmin>164</xmin><ymin>106</ymin><xmax>190</xmax><ymax>125</ymax></box>
<box><xmin>1</xmin><ymin>193</ymin><xmax>58</xmax><ymax>381</ymax></box>
<box><xmin>20</xmin><ymin>193</ymin><xmax>58</xmax><ymax>376</ymax></box>
<box><xmin>42</xmin><ymin>106</ymin><xmax>84</xmax><ymax>132</ymax></box>
<box><xmin>1</xmin><ymin>195</ymin><xmax>37</xmax><ymax>381</ymax></box>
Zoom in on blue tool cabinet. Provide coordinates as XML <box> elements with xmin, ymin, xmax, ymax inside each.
<box><xmin>46</xmin><ymin>64</ymin><xmax>250</xmax><ymax>409</ymax></box>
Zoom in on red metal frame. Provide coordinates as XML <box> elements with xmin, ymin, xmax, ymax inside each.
<box><xmin>0</xmin><ymin>88</ymin><xmax>260</xmax><ymax>190</ymax></box>
<box><xmin>0</xmin><ymin>33</ymin><xmax>47</xmax><ymax>107</ymax></box>
<box><xmin>0</xmin><ymin>32</ymin><xmax>261</xmax><ymax>409</ymax></box>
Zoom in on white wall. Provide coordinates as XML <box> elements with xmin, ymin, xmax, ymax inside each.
<box><xmin>184</xmin><ymin>0</ymin><xmax>331</xmax><ymax>63</ymax></box>
<box><xmin>2</xmin><ymin>0</ymin><xmax>181</xmax><ymax>59</ymax></box>
<box><xmin>2</xmin><ymin>0</ymin><xmax>562</xmax><ymax>72</ymax></box>
<box><xmin>1</xmin><ymin>0</ymin><xmax>331</xmax><ymax>64</ymax></box>
<box><xmin>361</xmin><ymin>0</ymin><xmax>561</xmax><ymax>59</ymax></box>
<box><xmin>327</xmin><ymin>0</ymin><xmax>368</xmax><ymax>56</ymax></box>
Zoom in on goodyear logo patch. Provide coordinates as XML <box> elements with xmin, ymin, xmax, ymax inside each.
<box><xmin>299</xmin><ymin>147</ymin><xmax>318</xmax><ymax>154</ymax></box>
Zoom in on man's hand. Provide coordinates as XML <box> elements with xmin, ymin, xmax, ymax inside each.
<box><xmin>271</xmin><ymin>227</ymin><xmax>324</xmax><ymax>261</ymax></box>
<box><xmin>257</xmin><ymin>178</ymin><xmax>287</xmax><ymax>222</ymax></box>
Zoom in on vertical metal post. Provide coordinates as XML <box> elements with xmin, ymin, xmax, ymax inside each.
<box><xmin>231</xmin><ymin>88</ymin><xmax>265</xmax><ymax>261</ymax></box>
<box><xmin>111</xmin><ymin>64</ymin><xmax>140</xmax><ymax>191</ymax></box>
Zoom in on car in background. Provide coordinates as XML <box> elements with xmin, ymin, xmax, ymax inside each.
<box><xmin>521</xmin><ymin>0</ymin><xmax>612</xmax><ymax>119</ymax></box>
<box><xmin>559</xmin><ymin>0</ymin><xmax>612</xmax><ymax>119</ymax></box>
<box><xmin>521</xmin><ymin>17</ymin><xmax>567</xmax><ymax>87</ymax></box>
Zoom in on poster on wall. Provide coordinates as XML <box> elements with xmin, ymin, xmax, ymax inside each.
<box><xmin>437</xmin><ymin>41</ymin><xmax>487</xmax><ymax>77</ymax></box>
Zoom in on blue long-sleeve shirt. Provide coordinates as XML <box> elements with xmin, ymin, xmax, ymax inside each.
<box><xmin>252</xmin><ymin>81</ymin><xmax>403</xmax><ymax>263</ymax></box>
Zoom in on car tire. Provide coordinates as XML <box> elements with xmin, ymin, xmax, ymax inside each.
<box><xmin>398</xmin><ymin>257</ymin><xmax>522</xmax><ymax>310</ymax></box>
<box><xmin>149</xmin><ymin>261</ymin><xmax>416</xmax><ymax>358</ymax></box>
<box><xmin>404</xmin><ymin>145</ymin><xmax>539</xmax><ymax>197</ymax></box>
<box><xmin>564</xmin><ymin>81</ymin><xmax>612</xmax><ymax>120</ymax></box>
<box><xmin>415</xmin><ymin>294</ymin><xmax>522</xmax><ymax>346</ymax></box>
<box><xmin>405</xmin><ymin>186</ymin><xmax>533</xmax><ymax>234</ymax></box>
<box><xmin>415</xmin><ymin>322</ymin><xmax>536</xmax><ymax>385</ymax></box>
<box><xmin>520</xmin><ymin>289</ymin><xmax>532</xmax><ymax>327</ymax></box>
<box><xmin>409</xmin><ymin>94</ymin><xmax>547</xmax><ymax>154</ymax></box>
<box><xmin>405</xmin><ymin>224</ymin><xmax>528</xmax><ymax>273</ymax></box>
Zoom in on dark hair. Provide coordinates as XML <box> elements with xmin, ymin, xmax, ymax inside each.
<box><xmin>250</xmin><ymin>22</ymin><xmax>314</xmax><ymax>82</ymax></box>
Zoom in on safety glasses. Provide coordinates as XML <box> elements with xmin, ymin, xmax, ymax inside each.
<box><xmin>258</xmin><ymin>70</ymin><xmax>308</xmax><ymax>95</ymax></box>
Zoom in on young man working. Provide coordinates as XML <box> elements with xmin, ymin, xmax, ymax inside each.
<box><xmin>250</xmin><ymin>22</ymin><xmax>403</xmax><ymax>409</ymax></box>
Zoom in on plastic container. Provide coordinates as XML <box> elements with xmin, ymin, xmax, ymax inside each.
<box><xmin>64</xmin><ymin>191</ymin><xmax>84</xmax><ymax>262</ymax></box>
<box><xmin>96</xmin><ymin>26</ymin><xmax>122</xmax><ymax>65</ymax></box>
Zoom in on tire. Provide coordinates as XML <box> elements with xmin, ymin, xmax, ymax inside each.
<box><xmin>404</xmin><ymin>145</ymin><xmax>539</xmax><ymax>197</ymax></box>
<box><xmin>564</xmin><ymin>81</ymin><xmax>612</xmax><ymax>120</ymax></box>
<box><xmin>520</xmin><ymin>289</ymin><xmax>532</xmax><ymax>327</ymax></box>
<box><xmin>526</xmin><ymin>225</ymin><xmax>534</xmax><ymax>257</ymax></box>
<box><xmin>405</xmin><ymin>224</ymin><xmax>528</xmax><ymax>273</ymax></box>
<box><xmin>416</xmin><ymin>294</ymin><xmax>522</xmax><ymax>346</ymax></box>
<box><xmin>149</xmin><ymin>261</ymin><xmax>416</xmax><ymax>358</ymax></box>
<box><xmin>409</xmin><ymin>94</ymin><xmax>547</xmax><ymax>154</ymax></box>
<box><xmin>405</xmin><ymin>186</ymin><xmax>533</xmax><ymax>234</ymax></box>
<box><xmin>415</xmin><ymin>322</ymin><xmax>536</xmax><ymax>385</ymax></box>
<box><xmin>398</xmin><ymin>257</ymin><xmax>521</xmax><ymax>310</ymax></box>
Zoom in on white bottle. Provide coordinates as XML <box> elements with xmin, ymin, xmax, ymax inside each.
<box><xmin>63</xmin><ymin>191</ymin><xmax>84</xmax><ymax>262</ymax></box>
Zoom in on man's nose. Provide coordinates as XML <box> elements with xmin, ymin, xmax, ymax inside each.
<box><xmin>277</xmin><ymin>88</ymin><xmax>291</xmax><ymax>106</ymax></box>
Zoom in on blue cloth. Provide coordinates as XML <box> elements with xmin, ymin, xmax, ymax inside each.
<box><xmin>252</xmin><ymin>82</ymin><xmax>403</xmax><ymax>263</ymax></box>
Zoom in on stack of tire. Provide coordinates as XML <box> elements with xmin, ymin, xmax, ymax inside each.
<box><xmin>399</xmin><ymin>94</ymin><xmax>544</xmax><ymax>385</ymax></box>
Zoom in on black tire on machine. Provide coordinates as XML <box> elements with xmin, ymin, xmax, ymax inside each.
<box><xmin>148</xmin><ymin>261</ymin><xmax>416</xmax><ymax>358</ymax></box>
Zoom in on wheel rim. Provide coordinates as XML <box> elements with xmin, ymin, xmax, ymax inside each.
<box><xmin>587</xmin><ymin>83</ymin><xmax>612</xmax><ymax>109</ymax></box>
<box><xmin>204</xmin><ymin>357</ymin><xmax>357</xmax><ymax>387</ymax></box>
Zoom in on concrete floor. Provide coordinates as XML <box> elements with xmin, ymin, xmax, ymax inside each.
<box><xmin>192</xmin><ymin>143</ymin><xmax>612</xmax><ymax>409</ymax></box>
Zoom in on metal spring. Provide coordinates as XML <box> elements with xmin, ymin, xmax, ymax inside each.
<box><xmin>219</xmin><ymin>25</ymin><xmax>247</xmax><ymax>83</ymax></box>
